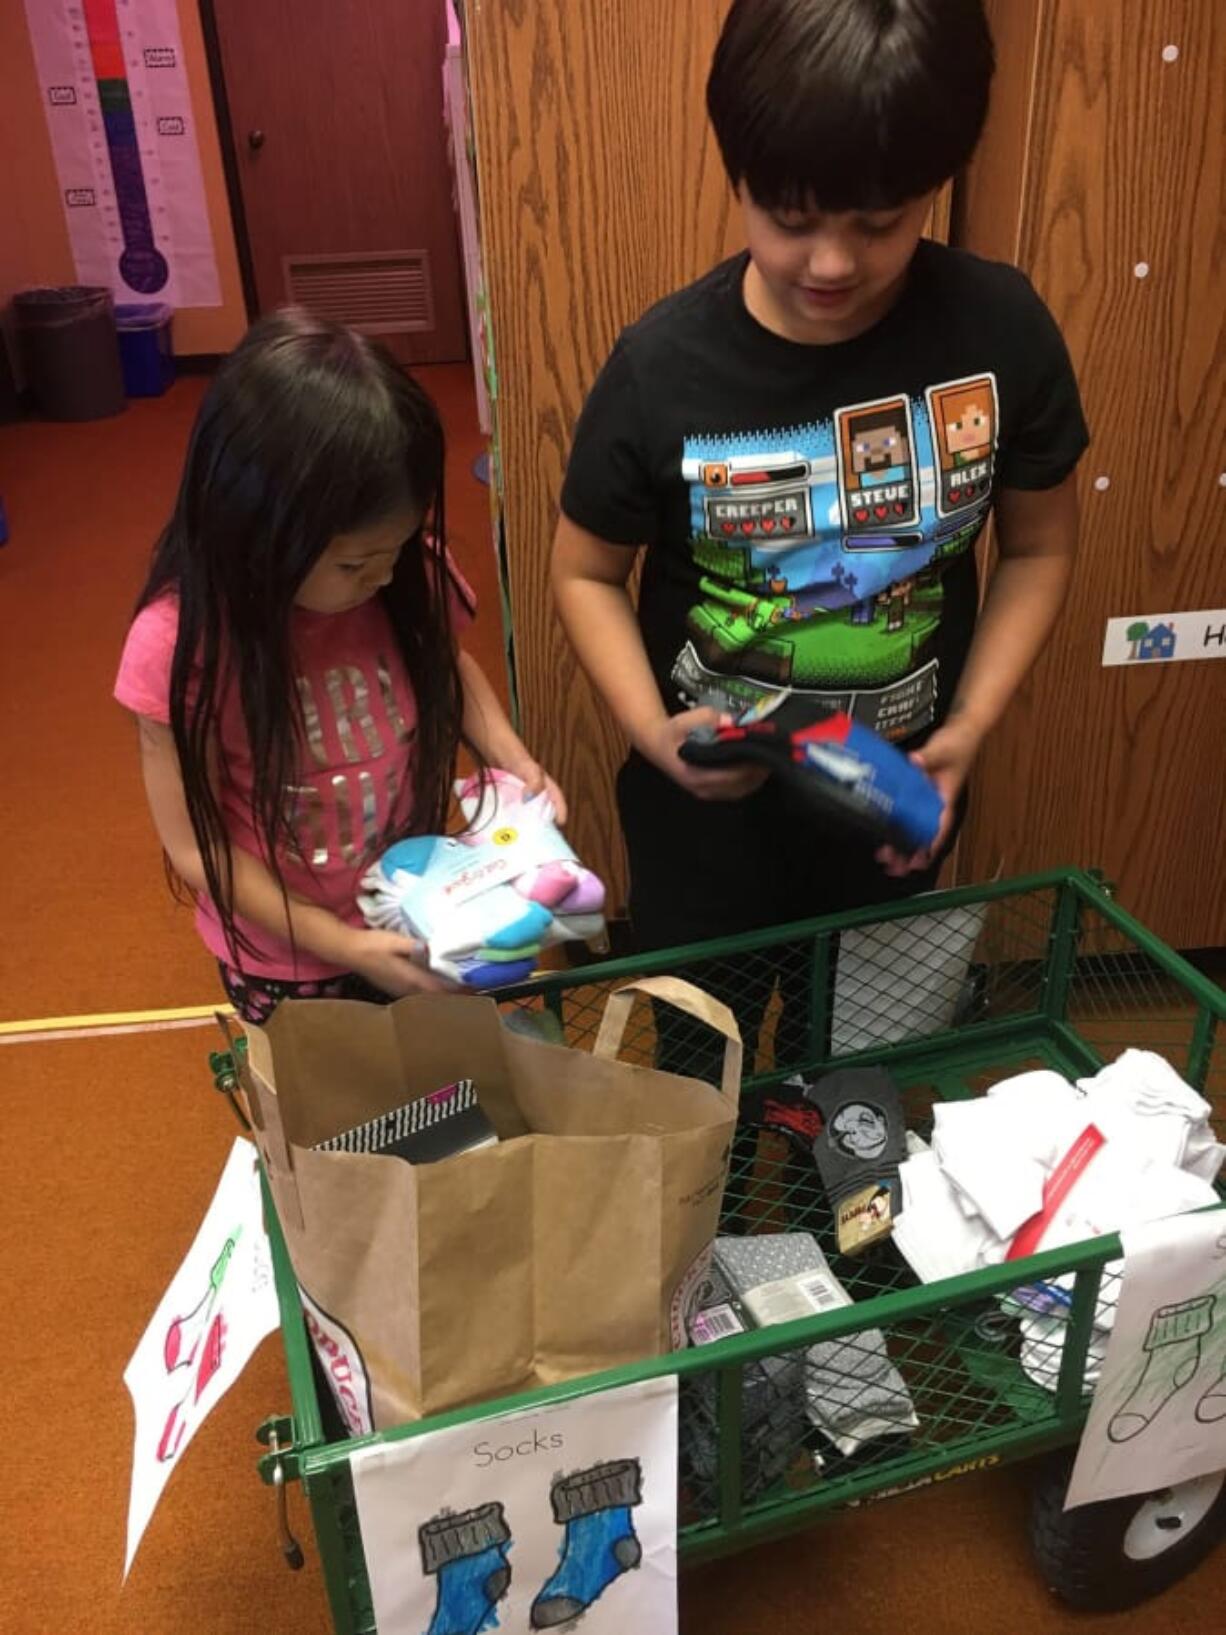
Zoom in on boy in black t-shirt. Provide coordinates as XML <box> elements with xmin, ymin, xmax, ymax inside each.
<box><xmin>553</xmin><ymin>0</ymin><xmax>1088</xmax><ymax>1063</ymax></box>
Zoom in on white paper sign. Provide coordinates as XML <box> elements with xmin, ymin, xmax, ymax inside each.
<box><xmin>1102</xmin><ymin>609</ymin><xmax>1226</xmax><ymax>667</ymax></box>
<box><xmin>123</xmin><ymin>1138</ymin><xmax>278</xmax><ymax>1576</ymax></box>
<box><xmin>350</xmin><ymin>1376</ymin><xmax>680</xmax><ymax>1635</ymax></box>
<box><xmin>22</xmin><ymin>0</ymin><xmax>221</xmax><ymax>306</ymax></box>
<box><xmin>1067</xmin><ymin>1209</ymin><xmax>1226</xmax><ymax>1510</ymax></box>
<box><xmin>833</xmin><ymin>902</ymin><xmax>987</xmax><ymax>1054</ymax></box>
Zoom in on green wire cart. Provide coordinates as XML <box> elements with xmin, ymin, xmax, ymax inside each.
<box><xmin>227</xmin><ymin>868</ymin><xmax>1226</xmax><ymax>1630</ymax></box>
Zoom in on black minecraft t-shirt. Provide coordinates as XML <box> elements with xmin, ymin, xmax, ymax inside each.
<box><xmin>561</xmin><ymin>242</ymin><xmax>1089</xmax><ymax>744</ymax></box>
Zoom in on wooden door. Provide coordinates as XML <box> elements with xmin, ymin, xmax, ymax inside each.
<box><xmin>465</xmin><ymin>0</ymin><xmax>950</xmax><ymax>910</ymax></box>
<box><xmin>211</xmin><ymin>0</ymin><xmax>466</xmax><ymax>364</ymax></box>
<box><xmin>465</xmin><ymin>0</ymin><xmax>741</xmax><ymax>909</ymax></box>
<box><xmin>955</xmin><ymin>0</ymin><xmax>1226</xmax><ymax>946</ymax></box>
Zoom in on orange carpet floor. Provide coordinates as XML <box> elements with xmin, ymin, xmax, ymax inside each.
<box><xmin>1</xmin><ymin>367</ymin><xmax>1222</xmax><ymax>1634</ymax></box>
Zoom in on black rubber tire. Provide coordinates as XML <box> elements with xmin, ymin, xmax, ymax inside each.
<box><xmin>1031</xmin><ymin>1453</ymin><xmax>1226</xmax><ymax>1612</ymax></box>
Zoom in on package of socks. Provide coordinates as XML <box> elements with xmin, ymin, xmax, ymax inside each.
<box><xmin>682</xmin><ymin>1263</ymin><xmax>813</xmax><ymax>1499</ymax></box>
<box><xmin>713</xmin><ymin>1233</ymin><xmax>919</xmax><ymax>1456</ymax></box>
<box><xmin>358</xmin><ymin>770</ymin><xmax>607</xmax><ymax>990</ymax></box>
<box><xmin>679</xmin><ymin>691</ymin><xmax>944</xmax><ymax>853</ymax></box>
<box><xmin>805</xmin><ymin>1066</ymin><xmax>908</xmax><ymax>1255</ymax></box>
<box><xmin>241</xmin><ymin>977</ymin><xmax>741</xmax><ymax>1428</ymax></box>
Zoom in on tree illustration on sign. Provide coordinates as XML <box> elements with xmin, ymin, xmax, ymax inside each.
<box><xmin>1126</xmin><ymin>621</ymin><xmax>1150</xmax><ymax>659</ymax></box>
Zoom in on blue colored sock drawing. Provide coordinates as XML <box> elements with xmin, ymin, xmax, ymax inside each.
<box><xmin>530</xmin><ymin>1460</ymin><xmax>644</xmax><ymax>1629</ymax></box>
<box><xmin>420</xmin><ymin>1502</ymin><xmax>512</xmax><ymax>1635</ymax></box>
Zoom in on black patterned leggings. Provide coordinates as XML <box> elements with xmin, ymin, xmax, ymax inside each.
<box><xmin>217</xmin><ymin>962</ymin><xmax>392</xmax><ymax>1026</ymax></box>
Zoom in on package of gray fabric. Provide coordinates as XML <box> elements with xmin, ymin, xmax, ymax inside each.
<box><xmin>682</xmin><ymin>1264</ymin><xmax>810</xmax><ymax>1498</ymax></box>
<box><xmin>713</xmin><ymin>1233</ymin><xmax>918</xmax><ymax>1455</ymax></box>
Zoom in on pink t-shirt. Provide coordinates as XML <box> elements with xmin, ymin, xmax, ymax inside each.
<box><xmin>115</xmin><ymin>579</ymin><xmax>474</xmax><ymax>980</ymax></box>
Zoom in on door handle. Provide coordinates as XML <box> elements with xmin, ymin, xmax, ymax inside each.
<box><xmin>248</xmin><ymin>129</ymin><xmax>266</xmax><ymax>151</ymax></box>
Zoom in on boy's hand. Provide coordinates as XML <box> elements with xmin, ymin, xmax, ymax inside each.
<box><xmin>639</xmin><ymin>708</ymin><xmax>770</xmax><ymax>802</ymax></box>
<box><xmin>876</xmin><ymin>714</ymin><xmax>984</xmax><ymax>878</ymax></box>
<box><xmin>344</xmin><ymin>929</ymin><xmax>457</xmax><ymax>998</ymax></box>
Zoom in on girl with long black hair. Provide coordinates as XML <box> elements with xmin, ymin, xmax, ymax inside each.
<box><xmin>115</xmin><ymin>309</ymin><xmax>562</xmax><ymax>1023</ymax></box>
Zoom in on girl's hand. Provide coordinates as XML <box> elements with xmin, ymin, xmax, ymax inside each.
<box><xmin>876</xmin><ymin>714</ymin><xmax>984</xmax><ymax>878</ymax></box>
<box><xmin>344</xmin><ymin>928</ymin><xmax>454</xmax><ymax>997</ymax></box>
<box><xmin>509</xmin><ymin>757</ymin><xmax>569</xmax><ymax>825</ymax></box>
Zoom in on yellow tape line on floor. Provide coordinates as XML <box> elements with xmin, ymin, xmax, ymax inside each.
<box><xmin>0</xmin><ymin>1003</ymin><xmax>234</xmax><ymax>1045</ymax></box>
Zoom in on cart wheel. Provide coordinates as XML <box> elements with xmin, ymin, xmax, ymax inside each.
<box><xmin>1031</xmin><ymin>1453</ymin><xmax>1226</xmax><ymax>1611</ymax></box>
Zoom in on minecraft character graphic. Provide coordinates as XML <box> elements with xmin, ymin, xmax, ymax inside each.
<box><xmin>684</xmin><ymin>449</ymin><xmax>817</xmax><ymax>545</ymax></box>
<box><xmin>877</xmin><ymin>578</ymin><xmax>915</xmax><ymax>633</ymax></box>
<box><xmin>676</xmin><ymin>424</ymin><xmax>948</xmax><ymax>705</ymax></box>
<box><xmin>926</xmin><ymin>375</ymin><xmax>999</xmax><ymax>519</ymax></box>
<box><xmin>835</xmin><ymin>395</ymin><xmax>921</xmax><ymax>539</ymax></box>
<box><xmin>854</xmin><ymin>416</ymin><xmax>910</xmax><ymax>486</ymax></box>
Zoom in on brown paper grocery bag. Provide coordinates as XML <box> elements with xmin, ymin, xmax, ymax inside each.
<box><xmin>240</xmin><ymin>977</ymin><xmax>740</xmax><ymax>1430</ymax></box>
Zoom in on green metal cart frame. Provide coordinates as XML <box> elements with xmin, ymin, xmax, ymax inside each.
<box><xmin>241</xmin><ymin>868</ymin><xmax>1226</xmax><ymax>1633</ymax></box>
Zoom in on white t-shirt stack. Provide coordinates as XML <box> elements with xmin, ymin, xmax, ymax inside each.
<box><xmin>892</xmin><ymin>1050</ymin><xmax>1223</xmax><ymax>1390</ymax></box>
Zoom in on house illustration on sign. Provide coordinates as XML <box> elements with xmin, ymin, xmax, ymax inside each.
<box><xmin>1138</xmin><ymin>622</ymin><xmax>1177</xmax><ymax>661</ymax></box>
<box><xmin>1125</xmin><ymin>620</ymin><xmax>1177</xmax><ymax>661</ymax></box>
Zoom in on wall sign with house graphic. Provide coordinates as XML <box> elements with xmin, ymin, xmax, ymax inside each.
<box><xmin>1126</xmin><ymin>621</ymin><xmax>1178</xmax><ymax>661</ymax></box>
<box><xmin>1103</xmin><ymin>610</ymin><xmax>1226</xmax><ymax>668</ymax></box>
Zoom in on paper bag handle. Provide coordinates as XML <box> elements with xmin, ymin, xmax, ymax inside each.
<box><xmin>213</xmin><ymin>1013</ymin><xmax>304</xmax><ymax>1230</ymax></box>
<box><xmin>594</xmin><ymin>977</ymin><xmax>742</xmax><ymax>1104</ymax></box>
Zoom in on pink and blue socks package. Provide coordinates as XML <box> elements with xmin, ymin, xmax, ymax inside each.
<box><xmin>358</xmin><ymin>772</ymin><xmax>606</xmax><ymax>990</ymax></box>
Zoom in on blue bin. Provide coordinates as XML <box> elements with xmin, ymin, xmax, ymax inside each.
<box><xmin>115</xmin><ymin>302</ymin><xmax>175</xmax><ymax>397</ymax></box>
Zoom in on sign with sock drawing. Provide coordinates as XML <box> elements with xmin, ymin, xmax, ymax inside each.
<box><xmin>349</xmin><ymin>1376</ymin><xmax>679</xmax><ymax>1634</ymax></box>
<box><xmin>1066</xmin><ymin>1209</ymin><xmax>1226</xmax><ymax>1510</ymax></box>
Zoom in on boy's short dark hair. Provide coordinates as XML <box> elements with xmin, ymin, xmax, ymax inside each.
<box><xmin>707</xmin><ymin>0</ymin><xmax>995</xmax><ymax>213</ymax></box>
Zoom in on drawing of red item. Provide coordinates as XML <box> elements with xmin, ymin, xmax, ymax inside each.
<box><xmin>154</xmin><ymin>1315</ymin><xmax>228</xmax><ymax>1463</ymax></box>
<box><xmin>163</xmin><ymin>1237</ymin><xmax>237</xmax><ymax>1370</ymax></box>
<box><xmin>155</xmin><ymin>1237</ymin><xmax>238</xmax><ymax>1463</ymax></box>
<box><xmin>164</xmin><ymin>1287</ymin><xmax>211</xmax><ymax>1372</ymax></box>
<box><xmin>1006</xmin><ymin>1124</ymin><xmax>1106</xmax><ymax>1261</ymax></box>
<box><xmin>194</xmin><ymin>1313</ymin><xmax>227</xmax><ymax>1400</ymax></box>
<box><xmin>156</xmin><ymin>1401</ymin><xmax>187</xmax><ymax>1463</ymax></box>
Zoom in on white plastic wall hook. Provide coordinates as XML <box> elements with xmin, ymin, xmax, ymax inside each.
<box><xmin>1162</xmin><ymin>44</ymin><xmax>1180</xmax><ymax>63</ymax></box>
<box><xmin>1094</xmin><ymin>475</ymin><xmax>1111</xmax><ymax>492</ymax></box>
<box><xmin>1134</xmin><ymin>262</ymin><xmax>1150</xmax><ymax>279</ymax></box>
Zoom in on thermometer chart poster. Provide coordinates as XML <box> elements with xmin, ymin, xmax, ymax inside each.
<box><xmin>23</xmin><ymin>0</ymin><xmax>220</xmax><ymax>307</ymax></box>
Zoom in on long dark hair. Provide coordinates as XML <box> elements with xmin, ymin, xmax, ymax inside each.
<box><xmin>138</xmin><ymin>308</ymin><xmax>470</xmax><ymax>962</ymax></box>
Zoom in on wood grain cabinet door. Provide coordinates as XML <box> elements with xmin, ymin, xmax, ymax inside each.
<box><xmin>957</xmin><ymin>0</ymin><xmax>1226</xmax><ymax>946</ymax></box>
<box><xmin>212</xmin><ymin>0</ymin><xmax>466</xmax><ymax>364</ymax></box>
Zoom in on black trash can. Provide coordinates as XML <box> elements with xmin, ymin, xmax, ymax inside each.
<box><xmin>15</xmin><ymin>286</ymin><xmax>126</xmax><ymax>421</ymax></box>
<box><xmin>0</xmin><ymin>330</ymin><xmax>19</xmax><ymax>425</ymax></box>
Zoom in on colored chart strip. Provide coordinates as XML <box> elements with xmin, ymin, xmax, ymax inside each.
<box><xmin>83</xmin><ymin>0</ymin><xmax>168</xmax><ymax>292</ymax></box>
